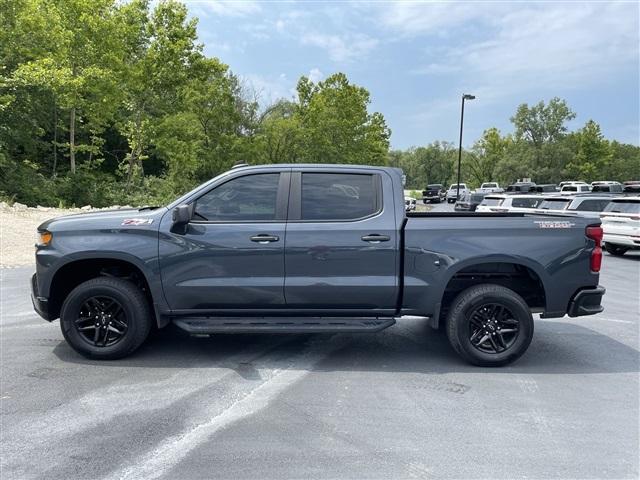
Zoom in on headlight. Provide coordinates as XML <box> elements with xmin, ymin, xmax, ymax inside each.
<box><xmin>36</xmin><ymin>230</ymin><xmax>52</xmax><ymax>247</ymax></box>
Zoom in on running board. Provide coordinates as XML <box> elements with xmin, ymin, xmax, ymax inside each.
<box><xmin>172</xmin><ymin>316</ymin><xmax>396</xmax><ymax>334</ymax></box>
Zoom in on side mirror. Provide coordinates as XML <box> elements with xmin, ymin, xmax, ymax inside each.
<box><xmin>171</xmin><ymin>204</ymin><xmax>193</xmax><ymax>234</ymax></box>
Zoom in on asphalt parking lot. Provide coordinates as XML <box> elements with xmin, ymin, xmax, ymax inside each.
<box><xmin>1</xmin><ymin>207</ymin><xmax>638</xmax><ymax>479</ymax></box>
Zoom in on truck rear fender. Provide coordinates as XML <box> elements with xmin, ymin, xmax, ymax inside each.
<box><xmin>427</xmin><ymin>256</ymin><xmax>548</xmax><ymax>328</ymax></box>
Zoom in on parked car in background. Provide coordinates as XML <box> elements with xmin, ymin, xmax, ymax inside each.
<box><xmin>591</xmin><ymin>181</ymin><xmax>621</xmax><ymax>187</ymax></box>
<box><xmin>560</xmin><ymin>184</ymin><xmax>591</xmax><ymax>195</ymax></box>
<box><xmin>559</xmin><ymin>181</ymin><xmax>589</xmax><ymax>188</ymax></box>
<box><xmin>422</xmin><ymin>184</ymin><xmax>446</xmax><ymax>203</ymax></box>
<box><xmin>476</xmin><ymin>194</ymin><xmax>543</xmax><ymax>213</ymax></box>
<box><xmin>623</xmin><ymin>181</ymin><xmax>640</xmax><ymax>194</ymax></box>
<box><xmin>506</xmin><ymin>182</ymin><xmax>536</xmax><ymax>193</ymax></box>
<box><xmin>454</xmin><ymin>192</ymin><xmax>486</xmax><ymax>212</ymax></box>
<box><xmin>535</xmin><ymin>195</ymin><xmax>614</xmax><ymax>218</ymax></box>
<box><xmin>529</xmin><ymin>184</ymin><xmax>559</xmax><ymax>193</ymax></box>
<box><xmin>446</xmin><ymin>183</ymin><xmax>469</xmax><ymax>203</ymax></box>
<box><xmin>592</xmin><ymin>184</ymin><xmax>623</xmax><ymax>193</ymax></box>
<box><xmin>405</xmin><ymin>196</ymin><xmax>417</xmax><ymax>211</ymax></box>
<box><xmin>477</xmin><ymin>182</ymin><xmax>503</xmax><ymax>194</ymax></box>
<box><xmin>600</xmin><ymin>196</ymin><xmax>640</xmax><ymax>256</ymax></box>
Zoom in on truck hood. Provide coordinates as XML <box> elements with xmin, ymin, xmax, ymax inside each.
<box><xmin>38</xmin><ymin>207</ymin><xmax>168</xmax><ymax>232</ymax></box>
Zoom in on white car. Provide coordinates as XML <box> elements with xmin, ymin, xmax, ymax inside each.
<box><xmin>560</xmin><ymin>184</ymin><xmax>591</xmax><ymax>195</ymax></box>
<box><xmin>559</xmin><ymin>181</ymin><xmax>589</xmax><ymax>188</ymax></box>
<box><xmin>446</xmin><ymin>183</ymin><xmax>469</xmax><ymax>203</ymax></box>
<box><xmin>534</xmin><ymin>195</ymin><xmax>613</xmax><ymax>218</ymax></box>
<box><xmin>475</xmin><ymin>194</ymin><xmax>543</xmax><ymax>213</ymax></box>
<box><xmin>600</xmin><ymin>196</ymin><xmax>640</xmax><ymax>256</ymax></box>
<box><xmin>404</xmin><ymin>196</ymin><xmax>417</xmax><ymax>211</ymax></box>
<box><xmin>477</xmin><ymin>182</ymin><xmax>503</xmax><ymax>194</ymax></box>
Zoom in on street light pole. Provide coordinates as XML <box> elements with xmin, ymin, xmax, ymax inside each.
<box><xmin>456</xmin><ymin>93</ymin><xmax>475</xmax><ymax>200</ymax></box>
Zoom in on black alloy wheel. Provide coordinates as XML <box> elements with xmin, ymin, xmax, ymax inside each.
<box><xmin>60</xmin><ymin>277</ymin><xmax>152</xmax><ymax>359</ymax></box>
<box><xmin>468</xmin><ymin>303</ymin><xmax>519</xmax><ymax>354</ymax></box>
<box><xmin>445</xmin><ymin>284</ymin><xmax>534</xmax><ymax>366</ymax></box>
<box><xmin>75</xmin><ymin>295</ymin><xmax>128</xmax><ymax>347</ymax></box>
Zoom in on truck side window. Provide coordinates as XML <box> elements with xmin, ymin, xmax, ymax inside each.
<box><xmin>194</xmin><ymin>173</ymin><xmax>280</xmax><ymax>222</ymax></box>
<box><xmin>301</xmin><ymin>173</ymin><xmax>379</xmax><ymax>221</ymax></box>
<box><xmin>574</xmin><ymin>199</ymin><xmax>611</xmax><ymax>212</ymax></box>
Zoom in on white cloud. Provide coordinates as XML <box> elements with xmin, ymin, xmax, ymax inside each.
<box><xmin>242</xmin><ymin>73</ymin><xmax>296</xmax><ymax>104</ymax></box>
<box><xmin>307</xmin><ymin>67</ymin><xmax>323</xmax><ymax>83</ymax></box>
<box><xmin>186</xmin><ymin>0</ymin><xmax>261</xmax><ymax>17</ymax></box>
<box><xmin>383</xmin><ymin>2</ymin><xmax>638</xmax><ymax>97</ymax></box>
<box><xmin>301</xmin><ymin>32</ymin><xmax>378</xmax><ymax>62</ymax></box>
<box><xmin>382</xmin><ymin>2</ymin><xmax>500</xmax><ymax>36</ymax></box>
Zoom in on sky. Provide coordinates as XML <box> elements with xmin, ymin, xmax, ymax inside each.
<box><xmin>184</xmin><ymin>0</ymin><xmax>640</xmax><ymax>149</ymax></box>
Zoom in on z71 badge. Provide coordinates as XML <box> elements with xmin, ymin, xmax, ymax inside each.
<box><xmin>121</xmin><ymin>218</ymin><xmax>154</xmax><ymax>226</ymax></box>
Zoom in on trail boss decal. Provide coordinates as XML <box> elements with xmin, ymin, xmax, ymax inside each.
<box><xmin>121</xmin><ymin>218</ymin><xmax>154</xmax><ymax>226</ymax></box>
<box><xmin>534</xmin><ymin>220</ymin><xmax>575</xmax><ymax>229</ymax></box>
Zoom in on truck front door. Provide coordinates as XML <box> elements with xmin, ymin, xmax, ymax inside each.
<box><xmin>159</xmin><ymin>171</ymin><xmax>290</xmax><ymax>311</ymax></box>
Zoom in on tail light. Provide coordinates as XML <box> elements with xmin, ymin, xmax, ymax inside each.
<box><xmin>586</xmin><ymin>226</ymin><xmax>603</xmax><ymax>272</ymax></box>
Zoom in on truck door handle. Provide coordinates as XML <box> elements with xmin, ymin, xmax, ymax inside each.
<box><xmin>250</xmin><ymin>234</ymin><xmax>279</xmax><ymax>244</ymax></box>
<box><xmin>361</xmin><ymin>234</ymin><xmax>390</xmax><ymax>243</ymax></box>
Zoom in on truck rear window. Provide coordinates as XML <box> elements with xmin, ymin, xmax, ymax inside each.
<box><xmin>301</xmin><ymin>173</ymin><xmax>379</xmax><ymax>221</ymax></box>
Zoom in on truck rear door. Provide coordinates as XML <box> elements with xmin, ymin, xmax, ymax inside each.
<box><xmin>283</xmin><ymin>168</ymin><xmax>399</xmax><ymax>314</ymax></box>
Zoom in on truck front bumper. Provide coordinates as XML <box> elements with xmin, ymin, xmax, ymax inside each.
<box><xmin>567</xmin><ymin>285</ymin><xmax>605</xmax><ymax>317</ymax></box>
<box><xmin>31</xmin><ymin>273</ymin><xmax>53</xmax><ymax>321</ymax></box>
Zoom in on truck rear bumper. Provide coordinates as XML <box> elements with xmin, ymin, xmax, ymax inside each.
<box><xmin>31</xmin><ymin>273</ymin><xmax>53</xmax><ymax>321</ymax></box>
<box><xmin>567</xmin><ymin>285</ymin><xmax>605</xmax><ymax>317</ymax></box>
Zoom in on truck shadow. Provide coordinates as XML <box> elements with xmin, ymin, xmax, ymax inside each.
<box><xmin>52</xmin><ymin>318</ymin><xmax>639</xmax><ymax>376</ymax></box>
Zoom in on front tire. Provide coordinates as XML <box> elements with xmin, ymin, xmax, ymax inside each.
<box><xmin>60</xmin><ymin>277</ymin><xmax>153</xmax><ymax>360</ymax></box>
<box><xmin>446</xmin><ymin>284</ymin><xmax>534</xmax><ymax>366</ymax></box>
<box><xmin>605</xmin><ymin>243</ymin><xmax>628</xmax><ymax>256</ymax></box>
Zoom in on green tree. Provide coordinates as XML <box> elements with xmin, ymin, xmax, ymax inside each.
<box><xmin>117</xmin><ymin>0</ymin><xmax>202</xmax><ymax>183</ymax></box>
<box><xmin>607</xmin><ymin>141</ymin><xmax>640</xmax><ymax>181</ymax></box>
<box><xmin>565</xmin><ymin>120</ymin><xmax>612</xmax><ymax>181</ymax></box>
<box><xmin>391</xmin><ymin>142</ymin><xmax>456</xmax><ymax>189</ymax></box>
<box><xmin>9</xmin><ymin>0</ymin><xmax>125</xmax><ymax>174</ymax></box>
<box><xmin>465</xmin><ymin>128</ymin><xmax>510</xmax><ymax>185</ymax></box>
<box><xmin>295</xmin><ymin>73</ymin><xmax>390</xmax><ymax>165</ymax></box>
<box><xmin>510</xmin><ymin>97</ymin><xmax>576</xmax><ymax>183</ymax></box>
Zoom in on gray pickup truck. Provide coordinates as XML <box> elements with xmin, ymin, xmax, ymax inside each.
<box><xmin>31</xmin><ymin>164</ymin><xmax>605</xmax><ymax>366</ymax></box>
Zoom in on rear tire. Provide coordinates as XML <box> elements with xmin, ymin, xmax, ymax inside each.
<box><xmin>605</xmin><ymin>243</ymin><xmax>628</xmax><ymax>256</ymax></box>
<box><xmin>446</xmin><ymin>284</ymin><xmax>534</xmax><ymax>367</ymax></box>
<box><xmin>60</xmin><ymin>277</ymin><xmax>152</xmax><ymax>360</ymax></box>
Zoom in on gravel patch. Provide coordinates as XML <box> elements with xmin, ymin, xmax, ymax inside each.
<box><xmin>0</xmin><ymin>202</ymin><xmax>131</xmax><ymax>267</ymax></box>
